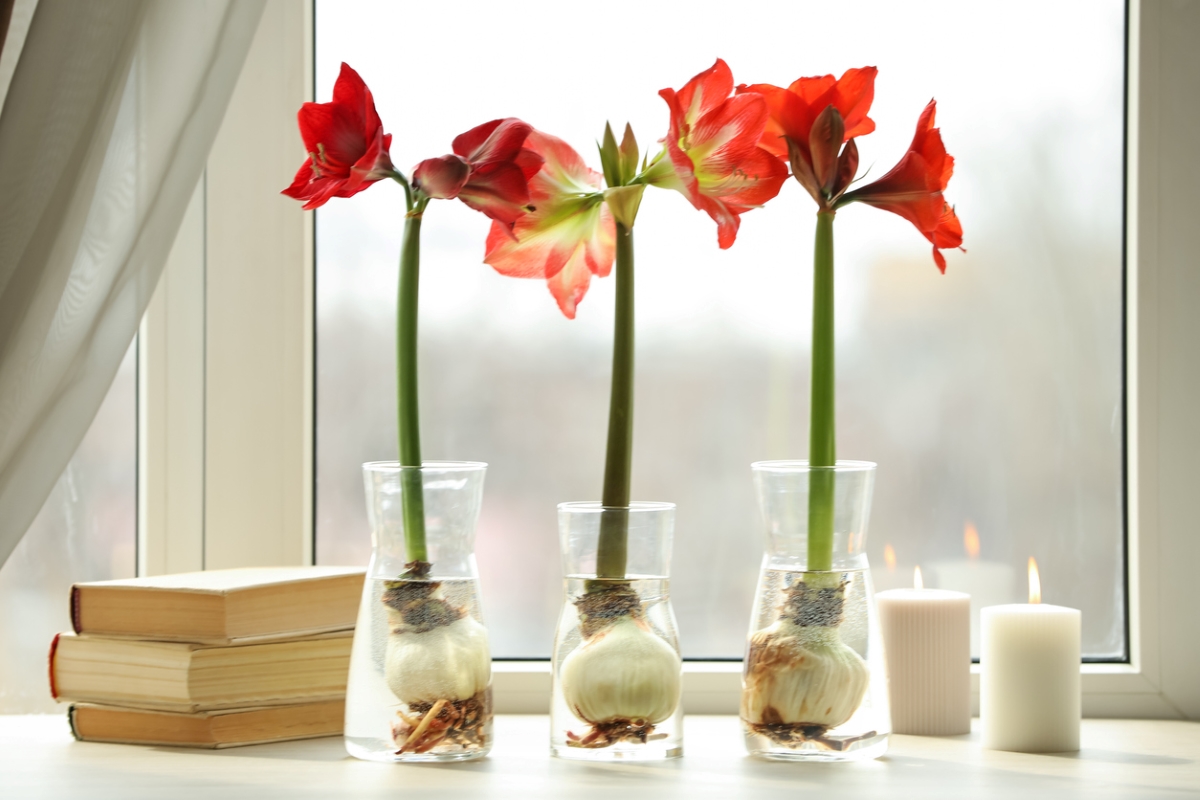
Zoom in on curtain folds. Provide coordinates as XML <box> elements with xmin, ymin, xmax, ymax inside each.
<box><xmin>0</xmin><ymin>0</ymin><xmax>266</xmax><ymax>567</ymax></box>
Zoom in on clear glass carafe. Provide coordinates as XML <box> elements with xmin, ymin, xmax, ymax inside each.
<box><xmin>344</xmin><ymin>461</ymin><xmax>492</xmax><ymax>762</ymax></box>
<box><xmin>550</xmin><ymin>502</ymin><xmax>683</xmax><ymax>760</ymax></box>
<box><xmin>742</xmin><ymin>460</ymin><xmax>890</xmax><ymax>761</ymax></box>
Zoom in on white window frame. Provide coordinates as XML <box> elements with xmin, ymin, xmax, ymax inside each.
<box><xmin>137</xmin><ymin>0</ymin><xmax>1199</xmax><ymax>719</ymax></box>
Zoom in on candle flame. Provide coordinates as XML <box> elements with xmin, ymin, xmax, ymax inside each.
<box><xmin>964</xmin><ymin>522</ymin><xmax>981</xmax><ymax>560</ymax></box>
<box><xmin>884</xmin><ymin>544</ymin><xmax>896</xmax><ymax>572</ymax></box>
<box><xmin>1028</xmin><ymin>557</ymin><xmax>1041</xmax><ymax>604</ymax></box>
<box><xmin>914</xmin><ymin>566</ymin><xmax>924</xmax><ymax>590</ymax></box>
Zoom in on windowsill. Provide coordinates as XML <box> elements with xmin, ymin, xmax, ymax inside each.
<box><xmin>4</xmin><ymin>714</ymin><xmax>1196</xmax><ymax>798</ymax></box>
<box><xmin>490</xmin><ymin>661</ymin><xmax>1181</xmax><ymax>718</ymax></box>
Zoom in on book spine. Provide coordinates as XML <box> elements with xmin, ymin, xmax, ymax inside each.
<box><xmin>48</xmin><ymin>632</ymin><xmax>62</xmax><ymax>700</ymax></box>
<box><xmin>70</xmin><ymin>585</ymin><xmax>82</xmax><ymax>633</ymax></box>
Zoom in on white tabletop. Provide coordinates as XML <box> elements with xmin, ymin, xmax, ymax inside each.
<box><xmin>2</xmin><ymin>714</ymin><xmax>1197</xmax><ymax>799</ymax></box>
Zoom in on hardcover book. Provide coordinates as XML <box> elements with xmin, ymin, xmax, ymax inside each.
<box><xmin>67</xmin><ymin>700</ymin><xmax>345</xmax><ymax>748</ymax></box>
<box><xmin>69</xmin><ymin>566</ymin><xmax>364</xmax><ymax>644</ymax></box>
<box><xmin>50</xmin><ymin>631</ymin><xmax>353</xmax><ymax>713</ymax></box>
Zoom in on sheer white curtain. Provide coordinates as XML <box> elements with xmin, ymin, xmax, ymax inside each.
<box><xmin>0</xmin><ymin>0</ymin><xmax>265</xmax><ymax>567</ymax></box>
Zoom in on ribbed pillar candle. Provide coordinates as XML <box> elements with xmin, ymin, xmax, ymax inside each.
<box><xmin>876</xmin><ymin>587</ymin><xmax>971</xmax><ymax>735</ymax></box>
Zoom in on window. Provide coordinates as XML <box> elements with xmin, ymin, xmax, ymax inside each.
<box><xmin>0</xmin><ymin>344</ymin><xmax>137</xmax><ymax>713</ymax></box>
<box><xmin>313</xmin><ymin>1</ymin><xmax>1128</xmax><ymax>660</ymax></box>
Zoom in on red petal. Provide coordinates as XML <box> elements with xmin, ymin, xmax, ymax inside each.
<box><xmin>585</xmin><ymin>205</ymin><xmax>617</xmax><ymax>278</ymax></box>
<box><xmin>413</xmin><ymin>154</ymin><xmax>471</xmax><ymax>199</ymax></box>
<box><xmin>909</xmin><ymin>101</ymin><xmax>953</xmax><ymax>191</ymax></box>
<box><xmin>282</xmin><ymin>159</ymin><xmax>322</xmax><ymax>206</ymax></box>
<box><xmin>786</xmin><ymin>74</ymin><xmax>837</xmax><ymax>107</ymax></box>
<box><xmin>742</xmin><ymin>83</ymin><xmax>819</xmax><ymax>162</ymax></box>
<box><xmin>482</xmin><ymin>132</ymin><xmax>615</xmax><ymax>318</ymax></box>
<box><xmin>515</xmin><ymin>147</ymin><xmax>544</xmax><ymax>181</ymax></box>
<box><xmin>687</xmin><ymin>93</ymin><xmax>771</xmax><ymax>176</ymax></box>
<box><xmin>833</xmin><ymin>67</ymin><xmax>877</xmax><ymax>139</ymax></box>
<box><xmin>485</xmin><ymin>218</ymin><xmax>561</xmax><ymax>279</ymax></box>
<box><xmin>931</xmin><ymin>203</ymin><xmax>963</xmax><ymax>249</ymax></box>
<box><xmin>297</xmin><ymin>103</ymin><xmax>365</xmax><ymax>170</ymax></box>
<box><xmin>545</xmin><ymin>253</ymin><xmax>592</xmax><ymax>319</ymax></box>
<box><xmin>699</xmin><ymin>193</ymin><xmax>741</xmax><ymax>249</ymax></box>
<box><xmin>736</xmin><ymin>83</ymin><xmax>791</xmax><ymax>159</ymax></box>
<box><xmin>658</xmin><ymin>79</ymin><xmax>784</xmax><ymax>247</ymax></box>
<box><xmin>458</xmin><ymin>161</ymin><xmax>532</xmax><ymax>228</ymax></box>
<box><xmin>672</xmin><ymin>59</ymin><xmax>735</xmax><ymax>128</ymax></box>
<box><xmin>831</xmin><ymin>97</ymin><xmax>959</xmax><ymax>271</ymax></box>
<box><xmin>286</xmin><ymin>62</ymin><xmax>390</xmax><ymax>207</ymax></box>
<box><xmin>331</xmin><ymin>63</ymin><xmax>369</xmax><ymax>122</ymax></box>
<box><xmin>453</xmin><ymin>118</ymin><xmax>533</xmax><ymax>165</ymax></box>
<box><xmin>452</xmin><ymin>119</ymin><xmax>502</xmax><ymax>159</ymax></box>
<box><xmin>707</xmin><ymin>146</ymin><xmax>789</xmax><ymax>210</ymax></box>
<box><xmin>353</xmin><ymin>127</ymin><xmax>394</xmax><ymax>180</ymax></box>
<box><xmin>526</xmin><ymin>130</ymin><xmax>594</xmax><ymax>186</ymax></box>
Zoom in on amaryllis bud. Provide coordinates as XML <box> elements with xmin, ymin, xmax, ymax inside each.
<box><xmin>809</xmin><ymin>105</ymin><xmax>845</xmax><ymax>194</ymax></box>
<box><xmin>413</xmin><ymin>154</ymin><xmax>472</xmax><ymax>200</ymax></box>
<box><xmin>603</xmin><ymin>184</ymin><xmax>645</xmax><ymax>229</ymax></box>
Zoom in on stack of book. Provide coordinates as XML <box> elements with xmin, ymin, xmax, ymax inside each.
<box><xmin>48</xmin><ymin>566</ymin><xmax>364</xmax><ymax>749</ymax></box>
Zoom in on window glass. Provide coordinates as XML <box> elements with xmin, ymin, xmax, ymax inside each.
<box><xmin>0</xmin><ymin>344</ymin><xmax>137</xmax><ymax>712</ymax></box>
<box><xmin>315</xmin><ymin>0</ymin><xmax>1126</xmax><ymax>659</ymax></box>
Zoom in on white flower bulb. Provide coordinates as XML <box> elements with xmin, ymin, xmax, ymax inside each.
<box><xmin>385</xmin><ymin>610</ymin><xmax>491</xmax><ymax>705</ymax></box>
<box><xmin>741</xmin><ymin>619</ymin><xmax>868</xmax><ymax>730</ymax></box>
<box><xmin>561</xmin><ymin>616</ymin><xmax>681</xmax><ymax>725</ymax></box>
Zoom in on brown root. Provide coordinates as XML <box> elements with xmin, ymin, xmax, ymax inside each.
<box><xmin>746</xmin><ymin>715</ymin><xmax>877</xmax><ymax>752</ymax></box>
<box><xmin>574</xmin><ymin>583</ymin><xmax>644</xmax><ymax>639</ymax></box>
<box><xmin>778</xmin><ymin>577</ymin><xmax>848</xmax><ymax>628</ymax></box>
<box><xmin>382</xmin><ymin>577</ymin><xmax>464</xmax><ymax>633</ymax></box>
<box><xmin>565</xmin><ymin>718</ymin><xmax>667</xmax><ymax>749</ymax></box>
<box><xmin>391</xmin><ymin>687</ymin><xmax>492</xmax><ymax>755</ymax></box>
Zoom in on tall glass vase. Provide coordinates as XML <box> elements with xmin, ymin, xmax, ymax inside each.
<box><xmin>344</xmin><ymin>461</ymin><xmax>493</xmax><ymax>762</ymax></box>
<box><xmin>550</xmin><ymin>502</ymin><xmax>683</xmax><ymax>760</ymax></box>
<box><xmin>741</xmin><ymin>460</ymin><xmax>890</xmax><ymax>761</ymax></box>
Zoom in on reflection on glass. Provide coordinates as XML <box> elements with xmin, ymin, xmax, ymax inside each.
<box><xmin>315</xmin><ymin>0</ymin><xmax>1126</xmax><ymax>659</ymax></box>
<box><xmin>0</xmin><ymin>344</ymin><xmax>137</xmax><ymax>712</ymax></box>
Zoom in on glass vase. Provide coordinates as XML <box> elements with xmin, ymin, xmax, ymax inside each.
<box><xmin>550</xmin><ymin>502</ymin><xmax>683</xmax><ymax>760</ymax></box>
<box><xmin>344</xmin><ymin>461</ymin><xmax>493</xmax><ymax>762</ymax></box>
<box><xmin>741</xmin><ymin>460</ymin><xmax>890</xmax><ymax>761</ymax></box>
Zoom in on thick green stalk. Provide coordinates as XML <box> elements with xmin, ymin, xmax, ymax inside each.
<box><xmin>808</xmin><ymin>211</ymin><xmax>836</xmax><ymax>571</ymax></box>
<box><xmin>397</xmin><ymin>211</ymin><xmax>427</xmax><ymax>563</ymax></box>
<box><xmin>596</xmin><ymin>223</ymin><xmax>635</xmax><ymax>579</ymax></box>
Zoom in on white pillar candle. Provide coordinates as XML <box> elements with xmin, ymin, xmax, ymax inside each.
<box><xmin>981</xmin><ymin>559</ymin><xmax>1081</xmax><ymax>752</ymax></box>
<box><xmin>876</xmin><ymin>569</ymin><xmax>971</xmax><ymax>735</ymax></box>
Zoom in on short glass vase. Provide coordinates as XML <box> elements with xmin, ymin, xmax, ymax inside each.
<box><xmin>344</xmin><ymin>461</ymin><xmax>493</xmax><ymax>762</ymax></box>
<box><xmin>741</xmin><ymin>460</ymin><xmax>890</xmax><ymax>761</ymax></box>
<box><xmin>550</xmin><ymin>502</ymin><xmax>684</xmax><ymax>760</ymax></box>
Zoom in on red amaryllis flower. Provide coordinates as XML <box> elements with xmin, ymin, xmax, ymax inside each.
<box><xmin>412</xmin><ymin>118</ymin><xmax>543</xmax><ymax>232</ymax></box>
<box><xmin>483</xmin><ymin>131</ymin><xmax>616</xmax><ymax>318</ymax></box>
<box><xmin>283</xmin><ymin>63</ymin><xmax>394</xmax><ymax>210</ymax></box>
<box><xmin>644</xmin><ymin>59</ymin><xmax>787</xmax><ymax>249</ymax></box>
<box><xmin>838</xmin><ymin>100</ymin><xmax>963</xmax><ymax>272</ymax></box>
<box><xmin>738</xmin><ymin>67</ymin><xmax>877</xmax><ymax>209</ymax></box>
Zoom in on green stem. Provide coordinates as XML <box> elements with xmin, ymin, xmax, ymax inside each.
<box><xmin>397</xmin><ymin>208</ymin><xmax>427</xmax><ymax>564</ymax></box>
<box><xmin>596</xmin><ymin>223</ymin><xmax>635</xmax><ymax>579</ymax></box>
<box><xmin>808</xmin><ymin>211</ymin><xmax>836</xmax><ymax>572</ymax></box>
